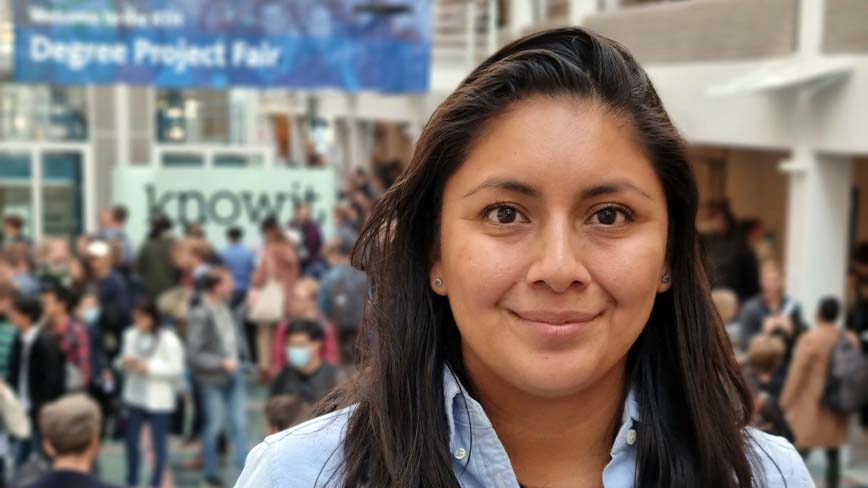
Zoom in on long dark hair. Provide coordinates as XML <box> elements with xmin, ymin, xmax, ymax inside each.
<box><xmin>319</xmin><ymin>27</ymin><xmax>755</xmax><ymax>487</ymax></box>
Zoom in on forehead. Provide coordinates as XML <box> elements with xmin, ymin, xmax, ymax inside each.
<box><xmin>452</xmin><ymin>96</ymin><xmax>662</xmax><ymax>200</ymax></box>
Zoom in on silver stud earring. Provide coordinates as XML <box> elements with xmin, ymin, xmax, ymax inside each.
<box><xmin>434</xmin><ymin>278</ymin><xmax>443</xmax><ymax>288</ymax></box>
<box><xmin>662</xmin><ymin>274</ymin><xmax>671</xmax><ymax>284</ymax></box>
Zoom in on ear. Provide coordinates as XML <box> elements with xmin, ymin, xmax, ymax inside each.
<box><xmin>430</xmin><ymin>260</ymin><xmax>447</xmax><ymax>296</ymax></box>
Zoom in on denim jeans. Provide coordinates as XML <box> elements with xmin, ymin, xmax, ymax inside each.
<box><xmin>201</xmin><ymin>371</ymin><xmax>248</xmax><ymax>480</ymax></box>
<box><xmin>125</xmin><ymin>406</ymin><xmax>170</xmax><ymax>487</ymax></box>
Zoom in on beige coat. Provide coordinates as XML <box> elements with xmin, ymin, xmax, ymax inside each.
<box><xmin>779</xmin><ymin>325</ymin><xmax>854</xmax><ymax>448</ymax></box>
<box><xmin>252</xmin><ymin>241</ymin><xmax>299</xmax><ymax>318</ymax></box>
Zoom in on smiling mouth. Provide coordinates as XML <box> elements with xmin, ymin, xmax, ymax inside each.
<box><xmin>510</xmin><ymin>309</ymin><xmax>601</xmax><ymax>325</ymax></box>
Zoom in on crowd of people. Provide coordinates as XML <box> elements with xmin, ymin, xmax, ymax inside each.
<box><xmin>702</xmin><ymin>199</ymin><xmax>868</xmax><ymax>488</ymax></box>
<box><xmin>0</xmin><ymin>167</ymin><xmax>388</xmax><ymax>488</ymax></box>
<box><xmin>0</xmin><ymin>164</ymin><xmax>864</xmax><ymax>487</ymax></box>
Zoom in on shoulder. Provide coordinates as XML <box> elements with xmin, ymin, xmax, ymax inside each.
<box><xmin>236</xmin><ymin>406</ymin><xmax>355</xmax><ymax>488</ymax></box>
<box><xmin>746</xmin><ymin>428</ymin><xmax>813</xmax><ymax>487</ymax></box>
<box><xmin>158</xmin><ymin>329</ymin><xmax>182</xmax><ymax>346</ymax></box>
<box><xmin>741</xmin><ymin>296</ymin><xmax>764</xmax><ymax>314</ymax></box>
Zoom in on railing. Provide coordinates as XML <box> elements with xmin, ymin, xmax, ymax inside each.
<box><xmin>433</xmin><ymin>0</ymin><xmax>499</xmax><ymax>67</ymax></box>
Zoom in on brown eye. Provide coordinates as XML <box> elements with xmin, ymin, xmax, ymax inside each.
<box><xmin>591</xmin><ymin>206</ymin><xmax>631</xmax><ymax>226</ymax></box>
<box><xmin>485</xmin><ymin>205</ymin><xmax>527</xmax><ymax>225</ymax></box>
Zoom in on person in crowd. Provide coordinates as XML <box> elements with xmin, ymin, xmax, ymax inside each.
<box><xmin>780</xmin><ymin>297</ymin><xmax>854</xmax><ymax>488</ymax></box>
<box><xmin>849</xmin><ymin>241</ymin><xmax>868</xmax><ymax>343</ymax></box>
<box><xmin>738</xmin><ymin>259</ymin><xmax>805</xmax><ymax>354</ymax></box>
<box><xmin>0</xmin><ymin>250</ymin><xmax>39</xmax><ymax>299</ymax></box>
<box><xmin>238</xmin><ymin>27</ymin><xmax>807</xmax><ymax>487</ymax></box>
<box><xmin>264</xmin><ymin>395</ymin><xmax>311</xmax><ymax>435</ymax></box>
<box><xmin>221</xmin><ymin>227</ymin><xmax>256</xmax><ymax>308</ymax></box>
<box><xmin>333</xmin><ymin>203</ymin><xmax>361</xmax><ymax>251</ymax></box>
<box><xmin>318</xmin><ymin>240</ymin><xmax>368</xmax><ymax>364</ymax></box>
<box><xmin>7</xmin><ymin>296</ymin><xmax>65</xmax><ymax>463</ymax></box>
<box><xmin>1</xmin><ymin>216</ymin><xmax>30</xmax><ymax>249</ymax></box>
<box><xmin>136</xmin><ymin>214</ymin><xmax>177</xmax><ymax>299</ymax></box>
<box><xmin>847</xmin><ymin>242</ymin><xmax>868</xmax><ymax>429</ymax></box>
<box><xmin>29</xmin><ymin>394</ymin><xmax>120</xmax><ymax>488</ymax></box>
<box><xmin>698</xmin><ymin>199</ymin><xmax>760</xmax><ymax>303</ymax></box>
<box><xmin>68</xmin><ymin>256</ymin><xmax>93</xmax><ymax>293</ymax></box>
<box><xmin>41</xmin><ymin>283</ymin><xmax>91</xmax><ymax>389</ymax></box>
<box><xmin>0</xmin><ymin>282</ymin><xmax>20</xmax><ymax>381</ymax></box>
<box><xmin>271</xmin><ymin>277</ymin><xmax>341</xmax><ymax>377</ymax></box>
<box><xmin>188</xmin><ymin>267</ymin><xmax>250</xmax><ymax>487</ymax></box>
<box><xmin>288</xmin><ymin>203</ymin><xmax>324</xmax><ymax>277</ymax></box>
<box><xmin>36</xmin><ymin>239</ymin><xmax>74</xmax><ymax>287</ymax></box>
<box><xmin>745</xmin><ymin>335</ymin><xmax>793</xmax><ymax>441</ymax></box>
<box><xmin>118</xmin><ymin>299</ymin><xmax>185</xmax><ymax>488</ymax></box>
<box><xmin>251</xmin><ymin>215</ymin><xmax>298</xmax><ymax>381</ymax></box>
<box><xmin>740</xmin><ymin>218</ymin><xmax>776</xmax><ymax>264</ymax></box>
<box><xmin>87</xmin><ymin>240</ymin><xmax>131</xmax><ymax>361</ymax></box>
<box><xmin>97</xmin><ymin>205</ymin><xmax>133</xmax><ymax>266</ymax></box>
<box><xmin>270</xmin><ymin>319</ymin><xmax>341</xmax><ymax>405</ymax></box>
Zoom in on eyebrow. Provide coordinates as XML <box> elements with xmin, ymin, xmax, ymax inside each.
<box><xmin>463</xmin><ymin>177</ymin><xmax>653</xmax><ymax>201</ymax></box>
<box><xmin>581</xmin><ymin>181</ymin><xmax>654</xmax><ymax>201</ymax></box>
<box><xmin>462</xmin><ymin>178</ymin><xmax>541</xmax><ymax>199</ymax></box>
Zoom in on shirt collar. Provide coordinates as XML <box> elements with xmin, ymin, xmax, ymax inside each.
<box><xmin>441</xmin><ymin>366</ymin><xmax>641</xmax><ymax>457</ymax></box>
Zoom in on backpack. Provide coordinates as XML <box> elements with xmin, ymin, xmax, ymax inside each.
<box><xmin>327</xmin><ymin>266</ymin><xmax>368</xmax><ymax>332</ymax></box>
<box><xmin>822</xmin><ymin>331</ymin><xmax>868</xmax><ymax>413</ymax></box>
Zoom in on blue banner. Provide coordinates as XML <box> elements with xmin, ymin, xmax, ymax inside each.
<box><xmin>13</xmin><ymin>0</ymin><xmax>432</xmax><ymax>93</ymax></box>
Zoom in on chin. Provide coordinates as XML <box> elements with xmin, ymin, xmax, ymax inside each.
<box><xmin>509</xmin><ymin>355</ymin><xmax>606</xmax><ymax>399</ymax></box>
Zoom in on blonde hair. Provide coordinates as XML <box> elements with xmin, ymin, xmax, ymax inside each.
<box><xmin>39</xmin><ymin>394</ymin><xmax>101</xmax><ymax>456</ymax></box>
<box><xmin>746</xmin><ymin>335</ymin><xmax>785</xmax><ymax>375</ymax></box>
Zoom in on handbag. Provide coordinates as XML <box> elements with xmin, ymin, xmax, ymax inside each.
<box><xmin>248</xmin><ymin>252</ymin><xmax>285</xmax><ymax>323</ymax></box>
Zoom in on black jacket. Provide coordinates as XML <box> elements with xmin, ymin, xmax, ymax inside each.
<box><xmin>7</xmin><ymin>326</ymin><xmax>66</xmax><ymax>416</ymax></box>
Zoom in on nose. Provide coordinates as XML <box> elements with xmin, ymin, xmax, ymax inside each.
<box><xmin>525</xmin><ymin>216</ymin><xmax>591</xmax><ymax>294</ymax></box>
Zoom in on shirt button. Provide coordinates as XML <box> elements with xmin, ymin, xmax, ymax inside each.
<box><xmin>626</xmin><ymin>429</ymin><xmax>637</xmax><ymax>446</ymax></box>
<box><xmin>454</xmin><ymin>448</ymin><xmax>467</xmax><ymax>460</ymax></box>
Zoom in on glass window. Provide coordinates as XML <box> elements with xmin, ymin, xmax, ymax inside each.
<box><xmin>161</xmin><ymin>153</ymin><xmax>205</xmax><ymax>167</ymax></box>
<box><xmin>0</xmin><ymin>85</ymin><xmax>88</xmax><ymax>141</ymax></box>
<box><xmin>42</xmin><ymin>152</ymin><xmax>83</xmax><ymax>238</ymax></box>
<box><xmin>0</xmin><ymin>152</ymin><xmax>34</xmax><ymax>239</ymax></box>
<box><xmin>214</xmin><ymin>154</ymin><xmax>264</xmax><ymax>167</ymax></box>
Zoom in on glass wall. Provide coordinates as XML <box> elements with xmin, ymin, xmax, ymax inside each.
<box><xmin>0</xmin><ymin>153</ymin><xmax>34</xmax><ymax>239</ymax></box>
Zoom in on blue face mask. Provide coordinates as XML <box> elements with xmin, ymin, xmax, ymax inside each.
<box><xmin>82</xmin><ymin>307</ymin><xmax>100</xmax><ymax>326</ymax></box>
<box><xmin>287</xmin><ymin>346</ymin><xmax>313</xmax><ymax>369</ymax></box>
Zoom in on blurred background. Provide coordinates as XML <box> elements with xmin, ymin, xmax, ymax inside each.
<box><xmin>0</xmin><ymin>0</ymin><xmax>866</xmax><ymax>487</ymax></box>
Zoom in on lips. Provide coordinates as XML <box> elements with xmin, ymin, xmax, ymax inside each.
<box><xmin>512</xmin><ymin>310</ymin><xmax>600</xmax><ymax>325</ymax></box>
<box><xmin>510</xmin><ymin>309</ymin><xmax>601</xmax><ymax>342</ymax></box>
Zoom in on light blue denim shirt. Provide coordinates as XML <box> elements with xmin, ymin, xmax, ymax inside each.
<box><xmin>237</xmin><ymin>368</ymin><xmax>813</xmax><ymax>487</ymax></box>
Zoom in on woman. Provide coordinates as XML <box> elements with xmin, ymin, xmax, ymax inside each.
<box><xmin>251</xmin><ymin>215</ymin><xmax>300</xmax><ymax>381</ymax></box>
<box><xmin>238</xmin><ymin>28</ymin><xmax>809</xmax><ymax>487</ymax></box>
<box><xmin>136</xmin><ymin>214</ymin><xmax>177</xmax><ymax>299</ymax></box>
<box><xmin>118</xmin><ymin>299</ymin><xmax>185</xmax><ymax>487</ymax></box>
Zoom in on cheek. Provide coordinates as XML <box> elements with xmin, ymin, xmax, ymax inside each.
<box><xmin>439</xmin><ymin>227</ymin><xmax>524</xmax><ymax>315</ymax></box>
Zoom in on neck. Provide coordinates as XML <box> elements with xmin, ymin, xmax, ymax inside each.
<box><xmin>818</xmin><ymin>320</ymin><xmax>836</xmax><ymax>328</ymax></box>
<box><xmin>465</xmin><ymin>354</ymin><xmax>624</xmax><ymax>488</ymax></box>
<box><xmin>19</xmin><ymin>323</ymin><xmax>35</xmax><ymax>334</ymax></box>
<box><xmin>205</xmin><ymin>294</ymin><xmax>223</xmax><ymax>305</ymax></box>
<box><xmin>763</xmin><ymin>291</ymin><xmax>781</xmax><ymax>307</ymax></box>
<box><xmin>53</xmin><ymin>453</ymin><xmax>94</xmax><ymax>473</ymax></box>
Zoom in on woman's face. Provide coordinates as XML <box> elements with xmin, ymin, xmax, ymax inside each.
<box><xmin>432</xmin><ymin>97</ymin><xmax>671</xmax><ymax>399</ymax></box>
<box><xmin>133</xmin><ymin>310</ymin><xmax>154</xmax><ymax>333</ymax></box>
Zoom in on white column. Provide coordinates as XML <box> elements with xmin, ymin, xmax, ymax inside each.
<box><xmin>509</xmin><ymin>0</ymin><xmax>534</xmax><ymax>38</ymax></box>
<box><xmin>31</xmin><ymin>150</ymin><xmax>43</xmax><ymax>243</ymax></box>
<box><xmin>569</xmin><ymin>0</ymin><xmax>600</xmax><ymax>25</ymax></box>
<box><xmin>289</xmin><ymin>113</ymin><xmax>305</xmax><ymax>165</ymax></box>
<box><xmin>782</xmin><ymin>153</ymin><xmax>853</xmax><ymax>324</ymax></box>
<box><xmin>115</xmin><ymin>85</ymin><xmax>130</xmax><ymax>166</ymax></box>
<box><xmin>346</xmin><ymin>93</ymin><xmax>363</xmax><ymax>170</ymax></box>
